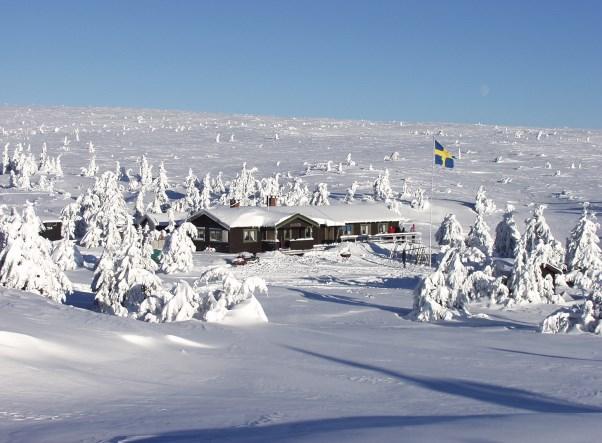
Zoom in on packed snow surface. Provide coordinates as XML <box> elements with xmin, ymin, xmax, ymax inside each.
<box><xmin>1</xmin><ymin>106</ymin><xmax>602</xmax><ymax>442</ymax></box>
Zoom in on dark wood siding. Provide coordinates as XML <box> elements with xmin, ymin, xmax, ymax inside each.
<box><xmin>40</xmin><ymin>222</ymin><xmax>62</xmax><ymax>241</ymax></box>
<box><xmin>230</xmin><ymin>227</ymin><xmax>261</xmax><ymax>253</ymax></box>
<box><xmin>189</xmin><ymin>214</ymin><xmax>231</xmax><ymax>252</ymax></box>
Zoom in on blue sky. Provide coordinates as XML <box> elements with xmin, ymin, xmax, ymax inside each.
<box><xmin>1</xmin><ymin>0</ymin><xmax>600</xmax><ymax>128</ymax></box>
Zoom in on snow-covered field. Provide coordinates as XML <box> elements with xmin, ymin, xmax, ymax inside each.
<box><xmin>1</xmin><ymin>106</ymin><xmax>602</xmax><ymax>442</ymax></box>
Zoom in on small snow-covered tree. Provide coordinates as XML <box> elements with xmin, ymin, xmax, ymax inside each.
<box><xmin>212</xmin><ymin>171</ymin><xmax>226</xmax><ymax>194</ymax></box>
<box><xmin>52</xmin><ymin>238</ymin><xmax>84</xmax><ymax>271</ymax></box>
<box><xmin>409</xmin><ymin>247</ymin><xmax>469</xmax><ymax>322</ymax></box>
<box><xmin>160</xmin><ymin>280</ymin><xmax>199</xmax><ymax>322</ymax></box>
<box><xmin>1</xmin><ymin>142</ymin><xmax>9</xmax><ymax>174</ymax></box>
<box><xmin>542</xmin><ymin>280</ymin><xmax>602</xmax><ymax>335</ymax></box>
<box><xmin>344</xmin><ymin>182</ymin><xmax>358</xmax><ymax>203</ymax></box>
<box><xmin>466</xmin><ymin>212</ymin><xmax>494</xmax><ymax>257</ymax></box>
<box><xmin>565</xmin><ymin>203</ymin><xmax>602</xmax><ymax>286</ymax></box>
<box><xmin>0</xmin><ymin>203</ymin><xmax>72</xmax><ymax>302</ymax></box>
<box><xmin>373</xmin><ymin>169</ymin><xmax>394</xmax><ymax>201</ymax></box>
<box><xmin>508</xmin><ymin>239</ymin><xmax>562</xmax><ymax>305</ymax></box>
<box><xmin>474</xmin><ymin>186</ymin><xmax>496</xmax><ymax>215</ymax></box>
<box><xmin>411</xmin><ymin>187</ymin><xmax>427</xmax><ymax>210</ymax></box>
<box><xmin>227</xmin><ymin>163</ymin><xmax>258</xmax><ymax>206</ymax></box>
<box><xmin>310</xmin><ymin>183</ymin><xmax>330</xmax><ymax>206</ymax></box>
<box><xmin>151</xmin><ymin>161</ymin><xmax>170</xmax><ymax>210</ymax></box>
<box><xmin>435</xmin><ymin>213</ymin><xmax>464</xmax><ymax>249</ymax></box>
<box><xmin>494</xmin><ymin>205</ymin><xmax>521</xmax><ymax>258</ymax></box>
<box><xmin>281</xmin><ymin>178</ymin><xmax>310</xmax><ymax>206</ymax></box>
<box><xmin>194</xmin><ymin>268</ymin><xmax>268</xmax><ymax>323</ymax></box>
<box><xmin>138</xmin><ymin>155</ymin><xmax>153</xmax><ymax>190</ymax></box>
<box><xmin>160</xmin><ymin>222</ymin><xmax>197</xmax><ymax>274</ymax></box>
<box><xmin>81</xmin><ymin>153</ymin><xmax>98</xmax><ymax>177</ymax></box>
<box><xmin>523</xmin><ymin>205</ymin><xmax>564</xmax><ymax>268</ymax></box>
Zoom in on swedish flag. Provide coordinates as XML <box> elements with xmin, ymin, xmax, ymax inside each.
<box><xmin>434</xmin><ymin>140</ymin><xmax>455</xmax><ymax>168</ymax></box>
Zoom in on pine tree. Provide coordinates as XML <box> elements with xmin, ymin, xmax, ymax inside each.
<box><xmin>565</xmin><ymin>203</ymin><xmax>602</xmax><ymax>282</ymax></box>
<box><xmin>523</xmin><ymin>205</ymin><xmax>564</xmax><ymax>267</ymax></box>
<box><xmin>373</xmin><ymin>169</ymin><xmax>393</xmax><ymax>201</ymax></box>
<box><xmin>52</xmin><ymin>238</ymin><xmax>84</xmax><ymax>271</ymax></box>
<box><xmin>508</xmin><ymin>239</ymin><xmax>562</xmax><ymax>305</ymax></box>
<box><xmin>494</xmin><ymin>205</ymin><xmax>521</xmax><ymax>258</ymax></box>
<box><xmin>435</xmin><ymin>213</ymin><xmax>464</xmax><ymax>249</ymax></box>
<box><xmin>0</xmin><ymin>203</ymin><xmax>72</xmax><ymax>302</ymax></box>
<box><xmin>409</xmin><ymin>247</ymin><xmax>469</xmax><ymax>321</ymax></box>
<box><xmin>466</xmin><ymin>212</ymin><xmax>494</xmax><ymax>257</ymax></box>
<box><xmin>160</xmin><ymin>280</ymin><xmax>199</xmax><ymax>322</ymax></box>
<box><xmin>474</xmin><ymin>186</ymin><xmax>496</xmax><ymax>215</ymax></box>
<box><xmin>160</xmin><ymin>222</ymin><xmax>197</xmax><ymax>274</ymax></box>
<box><xmin>310</xmin><ymin>183</ymin><xmax>330</xmax><ymax>206</ymax></box>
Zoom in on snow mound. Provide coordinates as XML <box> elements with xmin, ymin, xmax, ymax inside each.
<box><xmin>220</xmin><ymin>295</ymin><xmax>269</xmax><ymax>326</ymax></box>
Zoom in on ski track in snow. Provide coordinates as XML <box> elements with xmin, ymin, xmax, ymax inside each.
<box><xmin>0</xmin><ymin>106</ymin><xmax>602</xmax><ymax>441</ymax></box>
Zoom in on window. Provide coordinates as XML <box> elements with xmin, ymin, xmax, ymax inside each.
<box><xmin>360</xmin><ymin>224</ymin><xmax>370</xmax><ymax>236</ymax></box>
<box><xmin>378</xmin><ymin>223</ymin><xmax>388</xmax><ymax>234</ymax></box>
<box><xmin>196</xmin><ymin>227</ymin><xmax>204</xmax><ymax>240</ymax></box>
<box><xmin>209</xmin><ymin>229</ymin><xmax>228</xmax><ymax>242</ymax></box>
<box><xmin>304</xmin><ymin>226</ymin><xmax>313</xmax><ymax>239</ymax></box>
<box><xmin>343</xmin><ymin>224</ymin><xmax>353</xmax><ymax>235</ymax></box>
<box><xmin>243</xmin><ymin>229</ymin><xmax>258</xmax><ymax>243</ymax></box>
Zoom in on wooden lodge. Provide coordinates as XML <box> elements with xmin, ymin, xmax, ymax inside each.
<box><xmin>187</xmin><ymin>203</ymin><xmax>412</xmax><ymax>253</ymax></box>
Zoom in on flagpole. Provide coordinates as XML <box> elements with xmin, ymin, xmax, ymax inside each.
<box><xmin>429</xmin><ymin>136</ymin><xmax>434</xmax><ymax>267</ymax></box>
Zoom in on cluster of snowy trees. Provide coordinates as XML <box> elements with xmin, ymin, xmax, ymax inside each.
<box><xmin>411</xmin><ymin>187</ymin><xmax>597</xmax><ymax>324</ymax></box>
<box><xmin>0</xmin><ymin>203</ymin><xmax>72</xmax><ymax>302</ymax></box>
<box><xmin>1</xmin><ymin>142</ymin><xmax>62</xmax><ymax>191</ymax></box>
<box><xmin>542</xmin><ymin>203</ymin><xmax>602</xmax><ymax>335</ymax></box>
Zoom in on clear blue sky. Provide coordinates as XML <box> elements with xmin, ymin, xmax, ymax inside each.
<box><xmin>1</xmin><ymin>0</ymin><xmax>601</xmax><ymax>128</ymax></box>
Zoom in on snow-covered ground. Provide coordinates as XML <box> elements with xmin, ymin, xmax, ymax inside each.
<box><xmin>1</xmin><ymin>106</ymin><xmax>602</xmax><ymax>442</ymax></box>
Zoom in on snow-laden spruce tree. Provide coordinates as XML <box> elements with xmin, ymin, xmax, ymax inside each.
<box><xmin>93</xmin><ymin>227</ymin><xmax>164</xmax><ymax>317</ymax></box>
<box><xmin>52</xmin><ymin>237</ymin><xmax>84</xmax><ymax>271</ymax></box>
<box><xmin>465</xmin><ymin>265</ymin><xmax>509</xmax><ymax>304</ymax></box>
<box><xmin>281</xmin><ymin>178</ymin><xmax>310</xmax><ymax>206</ymax></box>
<box><xmin>160</xmin><ymin>280</ymin><xmax>199</xmax><ymax>322</ymax></box>
<box><xmin>80</xmin><ymin>153</ymin><xmax>98</xmax><ymax>177</ymax></box>
<box><xmin>152</xmin><ymin>161</ymin><xmax>170</xmax><ymax>210</ymax></box>
<box><xmin>523</xmin><ymin>204</ymin><xmax>564</xmax><ymax>268</ymax></box>
<box><xmin>435</xmin><ymin>213</ymin><xmax>464</xmax><ymax>250</ymax></box>
<box><xmin>542</xmin><ymin>286</ymin><xmax>602</xmax><ymax>335</ymax></box>
<box><xmin>564</xmin><ymin>202</ymin><xmax>602</xmax><ymax>288</ymax></box>
<box><xmin>227</xmin><ymin>163</ymin><xmax>258</xmax><ymax>206</ymax></box>
<box><xmin>310</xmin><ymin>183</ymin><xmax>330</xmax><ymax>206</ymax></box>
<box><xmin>494</xmin><ymin>205</ymin><xmax>521</xmax><ymax>258</ymax></box>
<box><xmin>409</xmin><ymin>247</ymin><xmax>470</xmax><ymax>322</ymax></box>
<box><xmin>60</xmin><ymin>202</ymin><xmax>80</xmax><ymax>240</ymax></box>
<box><xmin>344</xmin><ymin>181</ymin><xmax>358</xmax><ymax>203</ymax></box>
<box><xmin>259</xmin><ymin>173</ymin><xmax>281</xmax><ymax>206</ymax></box>
<box><xmin>0</xmin><ymin>203</ymin><xmax>72</xmax><ymax>302</ymax></box>
<box><xmin>1</xmin><ymin>142</ymin><xmax>9</xmax><ymax>174</ymax></box>
<box><xmin>78</xmin><ymin>171</ymin><xmax>130</xmax><ymax>248</ymax></box>
<box><xmin>212</xmin><ymin>171</ymin><xmax>226</xmax><ymax>194</ymax></box>
<box><xmin>373</xmin><ymin>169</ymin><xmax>394</xmax><ymax>201</ymax></box>
<box><xmin>507</xmin><ymin>239</ymin><xmax>562</xmax><ymax>305</ymax></box>
<box><xmin>134</xmin><ymin>191</ymin><xmax>145</xmax><ymax>220</ymax></box>
<box><xmin>466</xmin><ymin>212</ymin><xmax>494</xmax><ymax>257</ymax></box>
<box><xmin>137</xmin><ymin>155</ymin><xmax>153</xmax><ymax>190</ymax></box>
<box><xmin>174</xmin><ymin>169</ymin><xmax>203</xmax><ymax>213</ymax></box>
<box><xmin>411</xmin><ymin>187</ymin><xmax>427</xmax><ymax>210</ymax></box>
<box><xmin>160</xmin><ymin>222</ymin><xmax>197</xmax><ymax>274</ymax></box>
<box><xmin>474</xmin><ymin>186</ymin><xmax>496</xmax><ymax>215</ymax></box>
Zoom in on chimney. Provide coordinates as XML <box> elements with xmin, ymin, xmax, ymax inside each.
<box><xmin>267</xmin><ymin>196</ymin><xmax>278</xmax><ymax>207</ymax></box>
<box><xmin>230</xmin><ymin>199</ymin><xmax>240</xmax><ymax>208</ymax></box>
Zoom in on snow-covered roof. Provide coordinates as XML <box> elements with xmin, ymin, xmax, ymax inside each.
<box><xmin>140</xmin><ymin>212</ymin><xmax>188</xmax><ymax>228</ymax></box>
<box><xmin>190</xmin><ymin>207</ymin><xmax>309</xmax><ymax>229</ymax></box>
<box><xmin>189</xmin><ymin>203</ymin><xmax>401</xmax><ymax>229</ymax></box>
